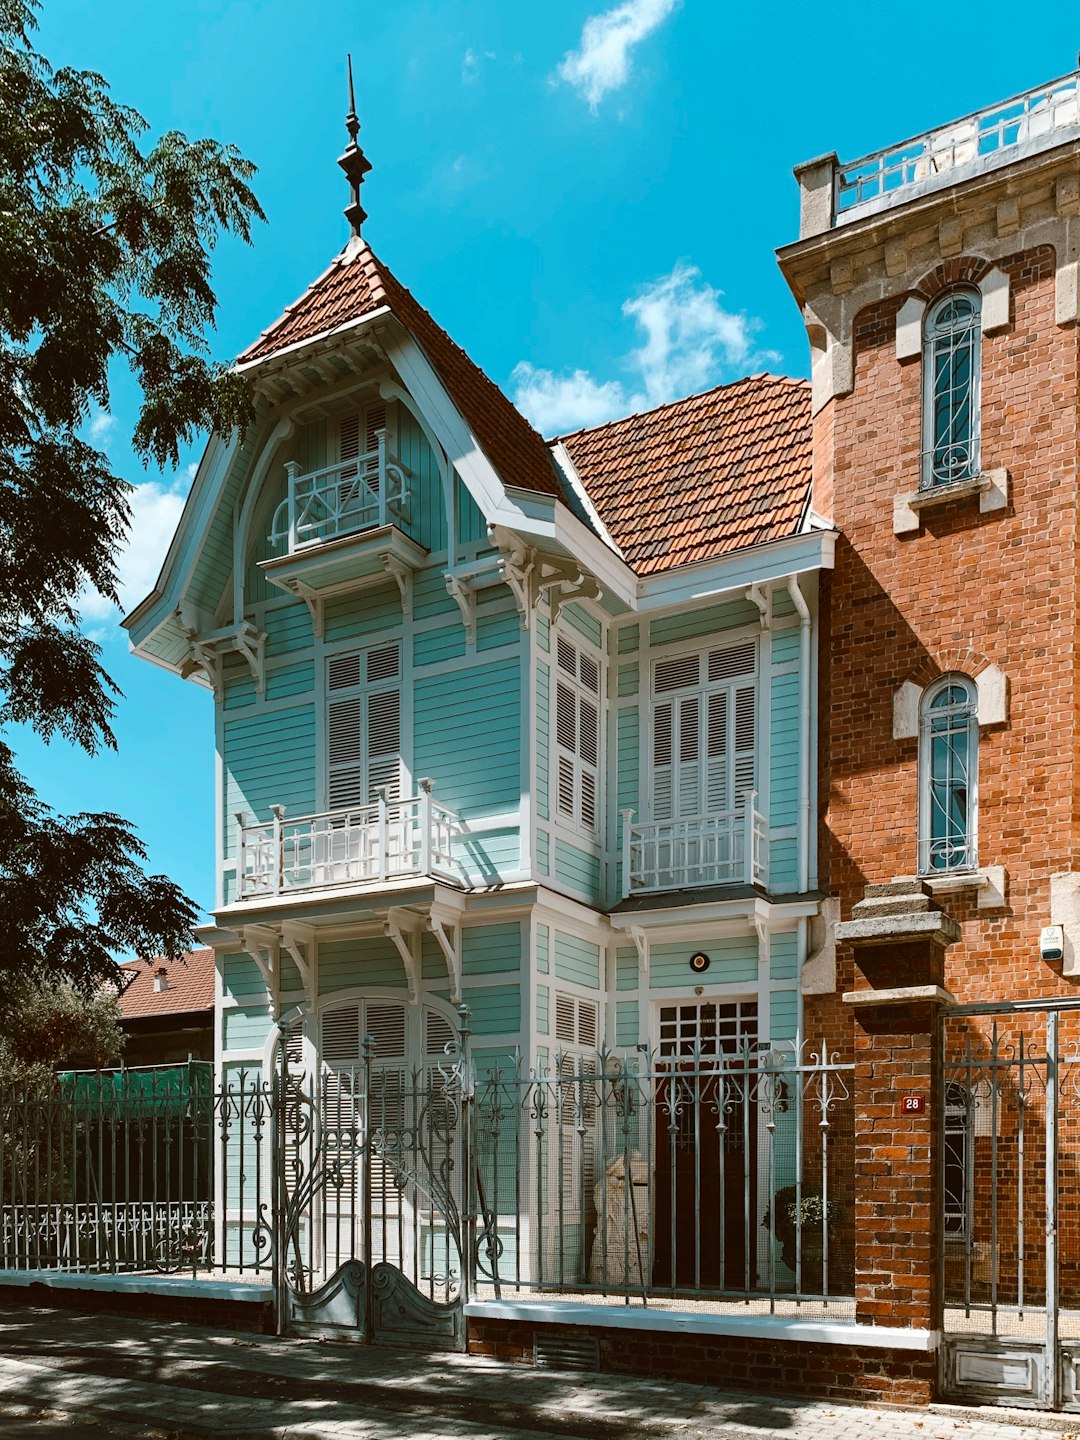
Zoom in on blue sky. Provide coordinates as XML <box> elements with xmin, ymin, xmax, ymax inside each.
<box><xmin>18</xmin><ymin>0</ymin><xmax>1080</xmax><ymax>933</ymax></box>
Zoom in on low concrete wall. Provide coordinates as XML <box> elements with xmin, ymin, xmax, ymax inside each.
<box><xmin>0</xmin><ymin>1270</ymin><xmax>274</xmax><ymax>1334</ymax></box>
<box><xmin>465</xmin><ymin>1306</ymin><xmax>938</xmax><ymax>1407</ymax></box>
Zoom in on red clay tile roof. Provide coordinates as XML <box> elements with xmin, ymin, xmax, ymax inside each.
<box><xmin>557</xmin><ymin>374</ymin><xmax>812</xmax><ymax>577</ymax></box>
<box><xmin>239</xmin><ymin>241</ymin><xmax>563</xmax><ymax>499</ymax></box>
<box><xmin>117</xmin><ymin>948</ymin><xmax>215</xmax><ymax>1021</ymax></box>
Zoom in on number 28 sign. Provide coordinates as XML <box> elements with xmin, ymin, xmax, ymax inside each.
<box><xmin>900</xmin><ymin>1095</ymin><xmax>926</xmax><ymax>1114</ymax></box>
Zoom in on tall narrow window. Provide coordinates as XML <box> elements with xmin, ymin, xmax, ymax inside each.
<box><xmin>918</xmin><ymin>675</ymin><xmax>978</xmax><ymax>874</ymax></box>
<box><xmin>651</xmin><ymin>641</ymin><xmax>756</xmax><ymax>822</ymax></box>
<box><xmin>923</xmin><ymin>289</ymin><xmax>981</xmax><ymax>489</ymax></box>
<box><xmin>326</xmin><ymin>642</ymin><xmax>402</xmax><ymax>808</ymax></box>
<box><xmin>554</xmin><ymin>632</ymin><xmax>601</xmax><ymax>832</ymax></box>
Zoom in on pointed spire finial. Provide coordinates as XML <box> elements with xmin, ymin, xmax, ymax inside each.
<box><xmin>338</xmin><ymin>52</ymin><xmax>371</xmax><ymax>238</ymax></box>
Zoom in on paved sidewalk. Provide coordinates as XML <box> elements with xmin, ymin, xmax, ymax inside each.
<box><xmin>0</xmin><ymin>1304</ymin><xmax>1072</xmax><ymax>1440</ymax></box>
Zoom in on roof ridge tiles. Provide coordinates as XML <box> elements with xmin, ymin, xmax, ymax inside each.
<box><xmin>551</xmin><ymin>371</ymin><xmax>809</xmax><ymax>445</ymax></box>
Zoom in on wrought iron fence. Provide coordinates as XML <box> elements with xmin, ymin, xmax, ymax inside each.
<box><xmin>0</xmin><ymin>1065</ymin><xmax>274</xmax><ymax>1276</ymax></box>
<box><xmin>471</xmin><ymin>1037</ymin><xmax>855</xmax><ymax>1311</ymax></box>
<box><xmin>0</xmin><ymin>1033</ymin><xmax>856</xmax><ymax>1316</ymax></box>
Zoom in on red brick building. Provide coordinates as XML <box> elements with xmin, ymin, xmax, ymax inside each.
<box><xmin>780</xmin><ymin>74</ymin><xmax>1080</xmax><ymax>1409</ymax></box>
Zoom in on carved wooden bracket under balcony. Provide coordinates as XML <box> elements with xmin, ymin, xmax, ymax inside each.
<box><xmin>428</xmin><ymin>891</ymin><xmax>466</xmax><ymax>1004</ymax></box>
<box><xmin>237</xmin><ymin>920</ymin><xmax>315</xmax><ymax>1010</ymax></box>
<box><xmin>385</xmin><ymin>908</ymin><xmax>424</xmax><ymax>1005</ymax></box>
<box><xmin>179</xmin><ymin>615</ymin><xmax>266</xmax><ymax>695</ymax></box>
<box><xmin>487</xmin><ymin>525</ymin><xmax>601</xmax><ymax>630</ymax></box>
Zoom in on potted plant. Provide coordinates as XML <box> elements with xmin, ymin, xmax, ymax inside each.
<box><xmin>762</xmin><ymin>1184</ymin><xmax>845</xmax><ymax>1287</ymax></box>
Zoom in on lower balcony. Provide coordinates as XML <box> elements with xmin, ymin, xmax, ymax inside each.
<box><xmin>621</xmin><ymin>796</ymin><xmax>768</xmax><ymax>897</ymax></box>
<box><xmin>238</xmin><ymin>783</ymin><xmax>463</xmax><ymax>899</ymax></box>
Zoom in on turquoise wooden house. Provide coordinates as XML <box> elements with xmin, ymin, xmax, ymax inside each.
<box><xmin>124</xmin><ymin>102</ymin><xmax>837</xmax><ymax>1300</ymax></box>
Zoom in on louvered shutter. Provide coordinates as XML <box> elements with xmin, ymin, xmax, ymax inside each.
<box><xmin>676</xmin><ymin>696</ymin><xmax>701</xmax><ymax>819</ymax></box>
<box><xmin>706</xmin><ymin>691</ymin><xmax>729</xmax><ymax>814</ymax></box>
<box><xmin>579</xmin><ymin>697</ymin><xmax>598</xmax><ymax>830</ymax></box>
<box><xmin>366</xmin><ymin>689</ymin><xmax>401</xmax><ymax>801</ymax></box>
<box><xmin>328</xmin><ymin>696</ymin><xmax>364</xmax><ymax>807</ymax></box>
<box><xmin>322</xmin><ymin>1004</ymin><xmax>361</xmax><ymax>1126</ymax></box>
<box><xmin>653</xmin><ymin>701</ymin><xmax>674</xmax><ymax>821</ymax></box>
<box><xmin>733</xmin><ymin>684</ymin><xmax>756</xmax><ymax>801</ymax></box>
<box><xmin>556</xmin><ymin>678</ymin><xmax>577</xmax><ymax>820</ymax></box>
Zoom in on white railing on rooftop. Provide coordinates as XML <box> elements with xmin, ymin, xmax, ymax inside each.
<box><xmin>836</xmin><ymin>72</ymin><xmax>1080</xmax><ymax>219</ymax></box>
<box><xmin>620</xmin><ymin>794</ymin><xmax>768</xmax><ymax>898</ymax></box>
<box><xmin>238</xmin><ymin>783</ymin><xmax>462</xmax><ymax>898</ymax></box>
<box><xmin>269</xmin><ymin>431</ymin><xmax>410</xmax><ymax>553</ymax></box>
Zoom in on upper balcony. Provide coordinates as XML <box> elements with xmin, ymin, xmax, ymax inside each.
<box><xmin>620</xmin><ymin>794</ymin><xmax>768</xmax><ymax>899</ymax></box>
<box><xmin>796</xmin><ymin>72</ymin><xmax>1080</xmax><ymax>238</ymax></box>
<box><xmin>237</xmin><ymin>783</ymin><xmax>463</xmax><ymax>900</ymax></box>
<box><xmin>258</xmin><ymin>433</ymin><xmax>426</xmax><ymax>614</ymax></box>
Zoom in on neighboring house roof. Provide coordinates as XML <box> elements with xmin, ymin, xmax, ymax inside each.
<box><xmin>557</xmin><ymin>375</ymin><xmax>812</xmax><ymax>577</ymax></box>
<box><xmin>238</xmin><ymin>239</ymin><xmax>564</xmax><ymax>501</ymax></box>
<box><xmin>117</xmin><ymin>948</ymin><xmax>215</xmax><ymax>1022</ymax></box>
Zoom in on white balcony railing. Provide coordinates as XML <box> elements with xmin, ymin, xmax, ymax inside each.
<box><xmin>836</xmin><ymin>72</ymin><xmax>1080</xmax><ymax>220</ymax></box>
<box><xmin>238</xmin><ymin>782</ymin><xmax>462</xmax><ymax>898</ymax></box>
<box><xmin>620</xmin><ymin>794</ymin><xmax>768</xmax><ymax>898</ymax></box>
<box><xmin>269</xmin><ymin>431</ymin><xmax>410</xmax><ymax>553</ymax></box>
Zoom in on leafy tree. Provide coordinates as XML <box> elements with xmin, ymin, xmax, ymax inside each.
<box><xmin>0</xmin><ymin>974</ymin><xmax>124</xmax><ymax>1088</ymax></box>
<box><xmin>0</xmin><ymin>0</ymin><xmax>264</xmax><ymax>988</ymax></box>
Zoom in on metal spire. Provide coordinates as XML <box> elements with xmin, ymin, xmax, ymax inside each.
<box><xmin>338</xmin><ymin>53</ymin><xmax>371</xmax><ymax>238</ymax></box>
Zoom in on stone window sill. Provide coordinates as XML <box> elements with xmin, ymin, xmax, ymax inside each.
<box><xmin>894</xmin><ymin>468</ymin><xmax>1008</xmax><ymax>534</ymax></box>
<box><xmin>922</xmin><ymin>864</ymin><xmax>1006</xmax><ymax>910</ymax></box>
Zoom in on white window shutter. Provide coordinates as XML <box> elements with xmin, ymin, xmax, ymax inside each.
<box><xmin>366</xmin><ymin>688</ymin><xmax>401</xmax><ymax>801</ymax></box>
<box><xmin>734</xmin><ymin>684</ymin><xmax>756</xmax><ymax>799</ymax></box>
<box><xmin>653</xmin><ymin>701</ymin><xmax>673</xmax><ymax>821</ymax></box>
<box><xmin>706</xmin><ymin>691</ymin><xmax>729</xmax><ymax>814</ymax></box>
<box><xmin>328</xmin><ymin>696</ymin><xmax>364</xmax><ymax>807</ymax></box>
<box><xmin>676</xmin><ymin>695</ymin><xmax>701</xmax><ymax>819</ymax></box>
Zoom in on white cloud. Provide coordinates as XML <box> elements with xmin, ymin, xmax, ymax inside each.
<box><xmin>87</xmin><ymin>406</ymin><xmax>116</xmax><ymax>444</ymax></box>
<box><xmin>462</xmin><ymin>47</ymin><xmax>497</xmax><ymax>84</ymax></box>
<box><xmin>512</xmin><ymin>262</ymin><xmax>772</xmax><ymax>435</ymax></box>
<box><xmin>80</xmin><ymin>474</ymin><xmax>190</xmax><ymax>626</ymax></box>
<box><xmin>557</xmin><ymin>0</ymin><xmax>678</xmax><ymax>110</ymax></box>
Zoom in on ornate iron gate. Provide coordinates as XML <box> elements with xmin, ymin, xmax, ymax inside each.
<box><xmin>272</xmin><ymin>1014</ymin><xmax>470</xmax><ymax>1349</ymax></box>
<box><xmin>940</xmin><ymin>999</ymin><xmax>1080</xmax><ymax>1410</ymax></box>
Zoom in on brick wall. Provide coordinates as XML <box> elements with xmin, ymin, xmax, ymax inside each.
<box><xmin>817</xmin><ymin>244</ymin><xmax>1080</xmax><ymax>1008</ymax></box>
<box><xmin>467</xmin><ymin>1316</ymin><xmax>936</xmax><ymax>1406</ymax></box>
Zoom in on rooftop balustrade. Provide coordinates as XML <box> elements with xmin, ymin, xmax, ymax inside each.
<box><xmin>238</xmin><ymin>782</ymin><xmax>462</xmax><ymax>899</ymax></box>
<box><xmin>797</xmin><ymin>73</ymin><xmax>1080</xmax><ymax>237</ymax></box>
<box><xmin>269</xmin><ymin>430</ymin><xmax>410</xmax><ymax>553</ymax></box>
<box><xmin>621</xmin><ymin>794</ymin><xmax>768</xmax><ymax>897</ymax></box>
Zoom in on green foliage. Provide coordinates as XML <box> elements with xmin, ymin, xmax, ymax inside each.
<box><xmin>762</xmin><ymin>1184</ymin><xmax>842</xmax><ymax>1242</ymax></box>
<box><xmin>0</xmin><ymin>973</ymin><xmax>125</xmax><ymax>1087</ymax></box>
<box><xmin>0</xmin><ymin>0</ymin><xmax>264</xmax><ymax>987</ymax></box>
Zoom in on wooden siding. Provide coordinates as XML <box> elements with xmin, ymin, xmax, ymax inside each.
<box><xmin>771</xmin><ymin>930</ymin><xmax>799</xmax><ymax>981</ymax></box>
<box><xmin>615</xmin><ymin>1000</ymin><xmax>638</xmax><ymax>1047</ymax></box>
<box><xmin>615</xmin><ymin>946</ymin><xmax>638</xmax><ymax>991</ymax></box>
<box><xmin>223</xmin><ymin>704</ymin><xmax>316</xmax><ymax>861</ymax></box>
<box><xmin>649</xmin><ymin>598</ymin><xmax>759</xmax><ymax>649</ymax></box>
<box><xmin>397</xmin><ymin>406</ymin><xmax>447</xmax><ymax>552</ymax></box>
<box><xmin>649</xmin><ymin>934</ymin><xmax>758</xmax><ymax>989</ymax></box>
<box><xmin>413</xmin><ymin>625</ymin><xmax>465</xmax><ymax>667</ymax></box>
<box><xmin>223</xmin><ymin>1005</ymin><xmax>272</xmax><ymax>1051</ymax></box>
<box><xmin>536</xmin><ymin>923</ymin><xmax>550</xmax><ymax>974</ymax></box>
<box><xmin>265</xmin><ymin>605</ymin><xmax>314</xmax><ymax>658</ymax></box>
<box><xmin>553</xmin><ymin>931</ymin><xmax>601</xmax><ymax>990</ymax></box>
<box><xmin>562</xmin><ymin>602</ymin><xmax>602</xmax><ymax>649</ymax></box>
<box><xmin>462</xmin><ymin>922</ymin><xmax>522</xmax><ymax>976</ymax></box>
<box><xmin>324</xmin><ymin>585</ymin><xmax>402</xmax><ymax>644</ymax></box>
<box><xmin>463</xmin><ymin>983</ymin><xmax>520</xmax><ymax>1035</ymax></box>
<box><xmin>771</xmin><ymin>987</ymin><xmax>798</xmax><ymax>1042</ymax></box>
<box><xmin>318</xmin><ymin>936</ymin><xmax>408</xmax><ymax>995</ymax></box>
<box><xmin>455</xmin><ymin>475</ymin><xmax>487</xmax><ymax>546</ymax></box>
<box><xmin>265</xmin><ymin>661</ymin><xmax>315</xmax><ymax>702</ymax></box>
<box><xmin>477</xmin><ymin>607</ymin><xmax>520</xmax><ymax>652</ymax></box>
<box><xmin>414</xmin><ymin>658</ymin><xmax>520</xmax><ymax>816</ymax></box>
<box><xmin>536</xmin><ymin>984</ymin><xmax>549</xmax><ymax>1035</ymax></box>
<box><xmin>553</xmin><ymin>838</ymin><xmax>601</xmax><ymax>902</ymax></box>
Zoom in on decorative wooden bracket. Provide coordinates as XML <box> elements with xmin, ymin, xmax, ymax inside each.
<box><xmin>178</xmin><ymin>614</ymin><xmax>267</xmax><ymax>694</ymax></box>
<box><xmin>382</xmin><ymin>553</ymin><xmax>413</xmax><ymax>618</ymax></box>
<box><xmin>629</xmin><ymin>925</ymin><xmax>648</xmax><ymax>987</ymax></box>
<box><xmin>386</xmin><ymin>908</ymin><xmax>424</xmax><ymax>1005</ymax></box>
<box><xmin>444</xmin><ymin>559</ymin><xmax>502</xmax><ymax>646</ymax></box>
<box><xmin>283</xmin><ymin>578</ymin><xmax>323</xmax><ymax>639</ymax></box>
<box><xmin>746</xmin><ymin>583</ymin><xmax>771</xmax><ymax>629</ymax></box>
<box><xmin>489</xmin><ymin>526</ymin><xmax>602</xmax><ymax>631</ymax></box>
<box><xmin>428</xmin><ymin>892</ymin><xmax>466</xmax><ymax>1004</ymax></box>
<box><xmin>237</xmin><ymin>924</ymin><xmax>280</xmax><ymax>1011</ymax></box>
<box><xmin>280</xmin><ymin>921</ymin><xmax>315</xmax><ymax>1005</ymax></box>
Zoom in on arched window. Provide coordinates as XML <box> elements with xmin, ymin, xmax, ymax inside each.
<box><xmin>923</xmin><ymin>289</ymin><xmax>981</xmax><ymax>489</ymax></box>
<box><xmin>918</xmin><ymin>676</ymin><xmax>978</xmax><ymax>874</ymax></box>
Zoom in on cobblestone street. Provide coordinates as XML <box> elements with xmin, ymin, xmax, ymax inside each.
<box><xmin>0</xmin><ymin>1306</ymin><xmax>1073</xmax><ymax>1440</ymax></box>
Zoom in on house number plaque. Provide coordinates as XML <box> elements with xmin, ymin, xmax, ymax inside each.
<box><xmin>900</xmin><ymin>1095</ymin><xmax>926</xmax><ymax>1114</ymax></box>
